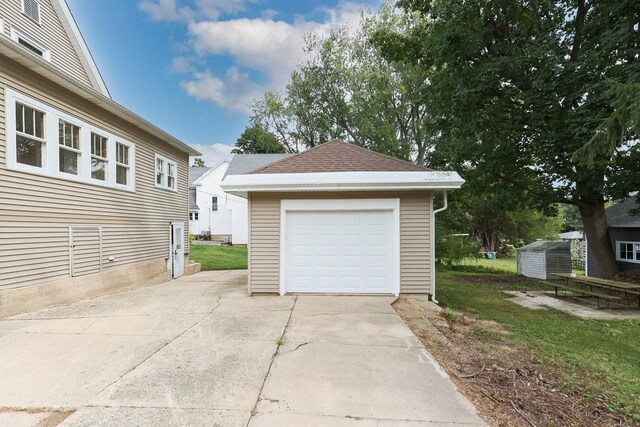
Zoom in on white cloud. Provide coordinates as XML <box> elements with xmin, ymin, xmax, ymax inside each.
<box><xmin>139</xmin><ymin>0</ymin><xmax>257</xmax><ymax>22</ymax></box>
<box><xmin>141</xmin><ymin>0</ymin><xmax>370</xmax><ymax>112</ymax></box>
<box><xmin>183</xmin><ymin>2</ymin><xmax>368</xmax><ymax>110</ymax></box>
<box><xmin>180</xmin><ymin>67</ymin><xmax>260</xmax><ymax>112</ymax></box>
<box><xmin>190</xmin><ymin>143</ymin><xmax>233</xmax><ymax>166</ymax></box>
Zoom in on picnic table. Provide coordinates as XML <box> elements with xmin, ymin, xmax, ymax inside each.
<box><xmin>552</xmin><ymin>273</ymin><xmax>640</xmax><ymax>308</ymax></box>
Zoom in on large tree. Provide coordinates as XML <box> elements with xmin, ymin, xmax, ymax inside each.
<box><xmin>248</xmin><ymin>6</ymin><xmax>436</xmax><ymax>163</ymax></box>
<box><xmin>375</xmin><ymin>0</ymin><xmax>640</xmax><ymax>277</ymax></box>
<box><xmin>232</xmin><ymin>124</ymin><xmax>285</xmax><ymax>154</ymax></box>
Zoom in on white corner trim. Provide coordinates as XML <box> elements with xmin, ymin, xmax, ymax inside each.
<box><xmin>0</xmin><ymin>18</ymin><xmax>4</xmax><ymax>35</ymax></box>
<box><xmin>278</xmin><ymin>198</ymin><xmax>401</xmax><ymax>297</ymax></box>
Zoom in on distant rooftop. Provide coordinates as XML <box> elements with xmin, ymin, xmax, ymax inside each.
<box><xmin>606</xmin><ymin>195</ymin><xmax>640</xmax><ymax>228</ymax></box>
<box><xmin>189</xmin><ymin>167</ymin><xmax>211</xmax><ymax>185</ymax></box>
<box><xmin>225</xmin><ymin>154</ymin><xmax>293</xmax><ymax>177</ymax></box>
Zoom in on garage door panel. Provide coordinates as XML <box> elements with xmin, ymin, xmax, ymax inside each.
<box><xmin>285</xmin><ymin>210</ymin><xmax>394</xmax><ymax>294</ymax></box>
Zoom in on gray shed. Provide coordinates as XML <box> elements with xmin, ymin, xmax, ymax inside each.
<box><xmin>516</xmin><ymin>241</ymin><xmax>571</xmax><ymax>280</ymax></box>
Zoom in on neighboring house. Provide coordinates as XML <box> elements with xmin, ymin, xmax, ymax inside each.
<box><xmin>0</xmin><ymin>0</ymin><xmax>199</xmax><ymax>317</ymax></box>
<box><xmin>221</xmin><ymin>139</ymin><xmax>464</xmax><ymax>298</ymax></box>
<box><xmin>188</xmin><ymin>160</ymin><xmax>250</xmax><ymax>244</ymax></box>
<box><xmin>586</xmin><ymin>195</ymin><xmax>640</xmax><ymax>277</ymax></box>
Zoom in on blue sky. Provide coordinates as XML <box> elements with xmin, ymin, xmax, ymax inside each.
<box><xmin>67</xmin><ymin>0</ymin><xmax>378</xmax><ymax>165</ymax></box>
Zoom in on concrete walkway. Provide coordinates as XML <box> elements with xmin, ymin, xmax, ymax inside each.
<box><xmin>0</xmin><ymin>271</ymin><xmax>486</xmax><ymax>427</ymax></box>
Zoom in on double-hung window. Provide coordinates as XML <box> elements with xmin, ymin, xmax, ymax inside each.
<box><xmin>155</xmin><ymin>154</ymin><xmax>177</xmax><ymax>191</ymax></box>
<box><xmin>15</xmin><ymin>102</ymin><xmax>46</xmax><ymax>168</ymax></box>
<box><xmin>211</xmin><ymin>196</ymin><xmax>218</xmax><ymax>211</ymax></box>
<box><xmin>617</xmin><ymin>241</ymin><xmax>640</xmax><ymax>264</ymax></box>
<box><xmin>7</xmin><ymin>88</ymin><xmax>136</xmax><ymax>191</ymax></box>
<box><xmin>58</xmin><ymin>120</ymin><xmax>80</xmax><ymax>175</ymax></box>
<box><xmin>116</xmin><ymin>142</ymin><xmax>130</xmax><ymax>186</ymax></box>
<box><xmin>91</xmin><ymin>133</ymin><xmax>108</xmax><ymax>181</ymax></box>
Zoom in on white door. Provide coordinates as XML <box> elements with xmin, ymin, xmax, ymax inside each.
<box><xmin>171</xmin><ymin>222</ymin><xmax>185</xmax><ymax>278</ymax></box>
<box><xmin>284</xmin><ymin>210</ymin><xmax>394</xmax><ymax>294</ymax></box>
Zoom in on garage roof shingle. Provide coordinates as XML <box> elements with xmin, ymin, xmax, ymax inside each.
<box><xmin>250</xmin><ymin>139</ymin><xmax>429</xmax><ymax>174</ymax></box>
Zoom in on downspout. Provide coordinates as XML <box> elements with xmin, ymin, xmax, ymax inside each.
<box><xmin>431</xmin><ymin>191</ymin><xmax>448</xmax><ymax>303</ymax></box>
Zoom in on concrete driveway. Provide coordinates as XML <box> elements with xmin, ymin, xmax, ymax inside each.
<box><xmin>0</xmin><ymin>271</ymin><xmax>486</xmax><ymax>427</ymax></box>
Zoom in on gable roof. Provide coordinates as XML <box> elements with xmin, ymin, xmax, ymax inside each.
<box><xmin>606</xmin><ymin>195</ymin><xmax>640</xmax><ymax>228</ymax></box>
<box><xmin>225</xmin><ymin>154</ymin><xmax>293</xmax><ymax>177</ymax></box>
<box><xmin>189</xmin><ymin>167</ymin><xmax>211</xmax><ymax>185</ymax></box>
<box><xmin>50</xmin><ymin>0</ymin><xmax>109</xmax><ymax>96</ymax></box>
<box><xmin>251</xmin><ymin>140</ymin><xmax>429</xmax><ymax>174</ymax></box>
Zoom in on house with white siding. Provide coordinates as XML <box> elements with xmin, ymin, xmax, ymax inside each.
<box><xmin>189</xmin><ymin>161</ymin><xmax>249</xmax><ymax>245</ymax></box>
<box><xmin>0</xmin><ymin>0</ymin><xmax>200</xmax><ymax>317</ymax></box>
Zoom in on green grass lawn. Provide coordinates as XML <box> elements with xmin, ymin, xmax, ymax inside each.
<box><xmin>189</xmin><ymin>244</ymin><xmax>248</xmax><ymax>270</ymax></box>
<box><xmin>437</xmin><ymin>268</ymin><xmax>640</xmax><ymax>420</ymax></box>
<box><xmin>459</xmin><ymin>256</ymin><xmax>585</xmax><ymax>275</ymax></box>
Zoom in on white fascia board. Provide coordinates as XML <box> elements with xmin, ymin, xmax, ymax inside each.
<box><xmin>221</xmin><ymin>171</ymin><xmax>464</xmax><ymax>196</ymax></box>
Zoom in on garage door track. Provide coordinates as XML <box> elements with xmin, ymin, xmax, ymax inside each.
<box><xmin>0</xmin><ymin>271</ymin><xmax>486</xmax><ymax>426</ymax></box>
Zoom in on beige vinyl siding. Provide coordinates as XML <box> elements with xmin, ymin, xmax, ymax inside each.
<box><xmin>249</xmin><ymin>192</ymin><xmax>281</xmax><ymax>293</ymax></box>
<box><xmin>0</xmin><ymin>0</ymin><xmax>91</xmax><ymax>86</ymax></box>
<box><xmin>0</xmin><ymin>56</ymin><xmax>189</xmax><ymax>291</ymax></box>
<box><xmin>248</xmin><ymin>191</ymin><xmax>432</xmax><ymax>294</ymax></box>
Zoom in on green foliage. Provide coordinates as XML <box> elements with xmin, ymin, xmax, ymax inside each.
<box><xmin>189</xmin><ymin>245</ymin><xmax>247</xmax><ymax>270</ymax></box>
<box><xmin>248</xmin><ymin>5</ymin><xmax>435</xmax><ymax>163</ymax></box>
<box><xmin>192</xmin><ymin>158</ymin><xmax>205</xmax><ymax>167</ymax></box>
<box><xmin>437</xmin><ymin>269</ymin><xmax>640</xmax><ymax>420</ymax></box>
<box><xmin>443</xmin><ymin>307</ymin><xmax>459</xmax><ymax>324</ymax></box>
<box><xmin>436</xmin><ymin>226</ymin><xmax>479</xmax><ymax>266</ymax></box>
<box><xmin>232</xmin><ymin>124</ymin><xmax>286</xmax><ymax>154</ymax></box>
<box><xmin>377</xmin><ymin>0</ymin><xmax>640</xmax><ymax>275</ymax></box>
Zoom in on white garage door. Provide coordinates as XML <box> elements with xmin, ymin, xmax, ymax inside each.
<box><xmin>284</xmin><ymin>210</ymin><xmax>395</xmax><ymax>294</ymax></box>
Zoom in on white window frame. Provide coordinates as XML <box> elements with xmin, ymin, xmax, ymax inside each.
<box><xmin>115</xmin><ymin>142</ymin><xmax>131</xmax><ymax>187</ymax></box>
<box><xmin>189</xmin><ymin>211</ymin><xmax>199</xmax><ymax>221</ymax></box>
<box><xmin>10</xmin><ymin>27</ymin><xmax>50</xmax><ymax>61</ymax></box>
<box><xmin>14</xmin><ymin>100</ymin><xmax>47</xmax><ymax>171</ymax></box>
<box><xmin>5</xmin><ymin>88</ymin><xmax>136</xmax><ymax>191</ymax></box>
<box><xmin>21</xmin><ymin>0</ymin><xmax>41</xmax><ymax>25</ymax></box>
<box><xmin>58</xmin><ymin>118</ymin><xmax>82</xmax><ymax>176</ymax></box>
<box><xmin>616</xmin><ymin>241</ymin><xmax>640</xmax><ymax>264</ymax></box>
<box><xmin>211</xmin><ymin>195</ymin><xmax>218</xmax><ymax>212</ymax></box>
<box><xmin>155</xmin><ymin>153</ymin><xmax>177</xmax><ymax>191</ymax></box>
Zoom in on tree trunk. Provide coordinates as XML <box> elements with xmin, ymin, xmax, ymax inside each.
<box><xmin>579</xmin><ymin>202</ymin><xmax>619</xmax><ymax>278</ymax></box>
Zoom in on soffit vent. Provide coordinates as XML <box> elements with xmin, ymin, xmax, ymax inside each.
<box><xmin>23</xmin><ymin>0</ymin><xmax>41</xmax><ymax>24</ymax></box>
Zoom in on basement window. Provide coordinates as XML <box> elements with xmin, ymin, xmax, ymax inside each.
<box><xmin>10</xmin><ymin>28</ymin><xmax>51</xmax><ymax>61</ymax></box>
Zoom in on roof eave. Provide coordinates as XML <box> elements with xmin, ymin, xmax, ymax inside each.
<box><xmin>0</xmin><ymin>37</ymin><xmax>200</xmax><ymax>157</ymax></box>
<box><xmin>221</xmin><ymin>171</ymin><xmax>465</xmax><ymax>198</ymax></box>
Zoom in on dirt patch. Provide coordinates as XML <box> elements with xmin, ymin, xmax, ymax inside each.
<box><xmin>0</xmin><ymin>407</ymin><xmax>74</xmax><ymax>426</ymax></box>
<box><xmin>393</xmin><ymin>299</ymin><xmax>630</xmax><ymax>427</ymax></box>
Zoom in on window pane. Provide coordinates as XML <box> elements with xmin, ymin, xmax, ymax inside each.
<box><xmin>59</xmin><ymin>120</ymin><xmax>80</xmax><ymax>149</ymax></box>
<box><xmin>91</xmin><ymin>133</ymin><xmax>107</xmax><ymax>157</ymax></box>
<box><xmin>34</xmin><ymin>110</ymin><xmax>45</xmax><ymax>138</ymax></box>
<box><xmin>16</xmin><ymin>103</ymin><xmax>24</xmax><ymax>133</ymax></box>
<box><xmin>91</xmin><ymin>158</ymin><xmax>107</xmax><ymax>181</ymax></box>
<box><xmin>168</xmin><ymin>175</ymin><xmax>175</xmax><ymax>189</ymax></box>
<box><xmin>16</xmin><ymin>135</ymin><xmax>43</xmax><ymax>167</ymax></box>
<box><xmin>24</xmin><ymin>105</ymin><xmax>34</xmax><ymax>136</ymax></box>
<box><xmin>59</xmin><ymin>147</ymin><xmax>79</xmax><ymax>175</ymax></box>
<box><xmin>116</xmin><ymin>143</ymin><xmax>129</xmax><ymax>165</ymax></box>
<box><xmin>116</xmin><ymin>165</ymin><xmax>128</xmax><ymax>185</ymax></box>
<box><xmin>168</xmin><ymin>163</ymin><xmax>175</xmax><ymax>177</ymax></box>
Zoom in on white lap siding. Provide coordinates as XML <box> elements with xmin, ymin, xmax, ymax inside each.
<box><xmin>0</xmin><ymin>57</ymin><xmax>189</xmax><ymax>290</ymax></box>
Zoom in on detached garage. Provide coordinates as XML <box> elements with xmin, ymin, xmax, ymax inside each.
<box><xmin>221</xmin><ymin>140</ymin><xmax>464</xmax><ymax>298</ymax></box>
